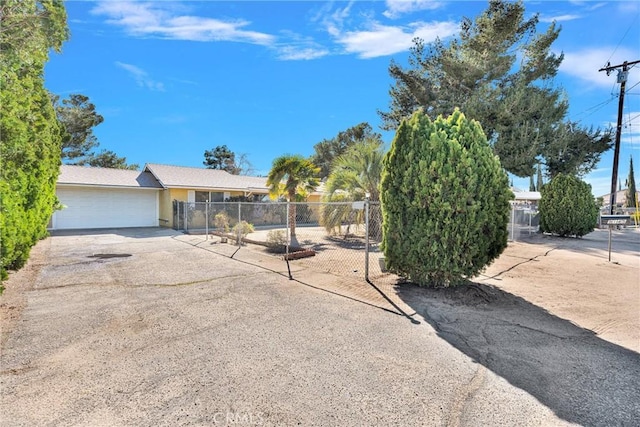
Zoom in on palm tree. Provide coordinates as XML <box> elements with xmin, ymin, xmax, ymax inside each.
<box><xmin>267</xmin><ymin>155</ymin><xmax>320</xmax><ymax>241</ymax></box>
<box><xmin>321</xmin><ymin>140</ymin><xmax>385</xmax><ymax>235</ymax></box>
<box><xmin>324</xmin><ymin>139</ymin><xmax>384</xmax><ymax>201</ymax></box>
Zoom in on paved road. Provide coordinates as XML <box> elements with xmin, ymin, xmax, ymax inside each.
<box><xmin>1</xmin><ymin>228</ymin><xmax>637</xmax><ymax>426</ymax></box>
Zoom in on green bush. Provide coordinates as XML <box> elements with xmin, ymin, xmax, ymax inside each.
<box><xmin>539</xmin><ymin>174</ymin><xmax>598</xmax><ymax>237</ymax></box>
<box><xmin>380</xmin><ymin>109</ymin><xmax>512</xmax><ymax>287</ymax></box>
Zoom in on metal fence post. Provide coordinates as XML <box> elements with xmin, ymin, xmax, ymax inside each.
<box><xmin>205</xmin><ymin>201</ymin><xmax>209</xmax><ymax>240</ymax></box>
<box><xmin>365</xmin><ymin>194</ymin><xmax>370</xmax><ymax>281</ymax></box>
<box><xmin>286</xmin><ymin>202</ymin><xmax>290</xmax><ymax>255</ymax></box>
<box><xmin>510</xmin><ymin>203</ymin><xmax>515</xmax><ymax>241</ymax></box>
<box><xmin>237</xmin><ymin>202</ymin><xmax>242</xmax><ymax>247</ymax></box>
<box><xmin>184</xmin><ymin>202</ymin><xmax>188</xmax><ymax>232</ymax></box>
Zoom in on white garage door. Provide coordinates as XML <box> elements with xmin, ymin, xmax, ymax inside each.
<box><xmin>53</xmin><ymin>187</ymin><xmax>159</xmax><ymax>229</ymax></box>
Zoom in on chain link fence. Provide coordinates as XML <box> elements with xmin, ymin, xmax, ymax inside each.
<box><xmin>173</xmin><ymin>200</ymin><xmax>533</xmax><ymax>280</ymax></box>
<box><xmin>508</xmin><ymin>202</ymin><xmax>540</xmax><ymax>241</ymax></box>
<box><xmin>173</xmin><ymin>200</ymin><xmax>388</xmax><ymax>281</ymax></box>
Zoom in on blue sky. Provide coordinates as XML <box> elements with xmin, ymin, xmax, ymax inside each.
<box><xmin>45</xmin><ymin>1</ymin><xmax>640</xmax><ymax>197</ymax></box>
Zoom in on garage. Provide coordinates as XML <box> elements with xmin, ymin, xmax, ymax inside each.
<box><xmin>51</xmin><ymin>165</ymin><xmax>162</xmax><ymax>230</ymax></box>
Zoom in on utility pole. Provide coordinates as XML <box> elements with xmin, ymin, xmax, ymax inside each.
<box><xmin>599</xmin><ymin>59</ymin><xmax>640</xmax><ymax>214</ymax></box>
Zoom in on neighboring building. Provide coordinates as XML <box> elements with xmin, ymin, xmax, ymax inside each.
<box><xmin>511</xmin><ymin>189</ymin><xmax>541</xmax><ymax>205</ymax></box>
<box><xmin>599</xmin><ymin>189</ymin><xmax>639</xmax><ymax>209</ymax></box>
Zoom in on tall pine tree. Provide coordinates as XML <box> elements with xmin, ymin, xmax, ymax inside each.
<box><xmin>379</xmin><ymin>0</ymin><xmax>611</xmax><ymax>178</ymax></box>
<box><xmin>626</xmin><ymin>156</ymin><xmax>637</xmax><ymax>208</ymax></box>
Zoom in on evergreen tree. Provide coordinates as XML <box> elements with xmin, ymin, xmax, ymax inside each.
<box><xmin>380</xmin><ymin>109</ymin><xmax>512</xmax><ymax>287</ymax></box>
<box><xmin>52</xmin><ymin>93</ymin><xmax>103</xmax><ymax>161</ymax></box>
<box><xmin>203</xmin><ymin>145</ymin><xmax>238</xmax><ymax>173</ymax></box>
<box><xmin>0</xmin><ymin>0</ymin><xmax>68</xmax><ymax>278</ymax></box>
<box><xmin>626</xmin><ymin>156</ymin><xmax>637</xmax><ymax>208</ymax></box>
<box><xmin>539</xmin><ymin>174</ymin><xmax>598</xmax><ymax>237</ymax></box>
<box><xmin>379</xmin><ymin>0</ymin><xmax>610</xmax><ymax>178</ymax></box>
<box><xmin>78</xmin><ymin>150</ymin><xmax>139</xmax><ymax>170</ymax></box>
<box><xmin>529</xmin><ymin>175</ymin><xmax>536</xmax><ymax>192</ymax></box>
<box><xmin>542</xmin><ymin>122</ymin><xmax>612</xmax><ymax>178</ymax></box>
<box><xmin>536</xmin><ymin>163</ymin><xmax>544</xmax><ymax>191</ymax></box>
<box><xmin>51</xmin><ymin>93</ymin><xmax>137</xmax><ymax>169</ymax></box>
<box><xmin>309</xmin><ymin>122</ymin><xmax>383</xmax><ymax>179</ymax></box>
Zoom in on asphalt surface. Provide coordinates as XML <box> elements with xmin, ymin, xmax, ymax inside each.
<box><xmin>1</xmin><ymin>228</ymin><xmax>638</xmax><ymax>426</ymax></box>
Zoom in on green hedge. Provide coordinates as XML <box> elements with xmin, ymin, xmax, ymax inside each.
<box><xmin>0</xmin><ymin>0</ymin><xmax>68</xmax><ymax>279</ymax></box>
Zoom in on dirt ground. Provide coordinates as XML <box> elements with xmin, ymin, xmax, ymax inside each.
<box><xmin>0</xmin><ymin>227</ymin><xmax>638</xmax><ymax>426</ymax></box>
<box><xmin>476</xmin><ymin>228</ymin><xmax>639</xmax><ymax>353</ymax></box>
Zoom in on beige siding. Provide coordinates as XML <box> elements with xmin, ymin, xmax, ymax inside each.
<box><xmin>158</xmin><ymin>188</ymin><xmax>190</xmax><ymax>228</ymax></box>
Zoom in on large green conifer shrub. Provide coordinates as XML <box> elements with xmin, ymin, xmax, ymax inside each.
<box><xmin>0</xmin><ymin>0</ymin><xmax>68</xmax><ymax>279</ymax></box>
<box><xmin>539</xmin><ymin>174</ymin><xmax>598</xmax><ymax>237</ymax></box>
<box><xmin>380</xmin><ymin>109</ymin><xmax>512</xmax><ymax>287</ymax></box>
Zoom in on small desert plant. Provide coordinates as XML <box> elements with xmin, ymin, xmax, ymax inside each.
<box><xmin>232</xmin><ymin>221</ymin><xmax>254</xmax><ymax>240</ymax></box>
<box><xmin>266</xmin><ymin>229</ymin><xmax>287</xmax><ymax>253</ymax></box>
<box><xmin>213</xmin><ymin>212</ymin><xmax>230</xmax><ymax>232</ymax></box>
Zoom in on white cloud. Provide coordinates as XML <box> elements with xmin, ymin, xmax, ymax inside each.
<box><xmin>539</xmin><ymin>14</ymin><xmax>581</xmax><ymax>23</ymax></box>
<box><xmin>383</xmin><ymin>0</ymin><xmax>444</xmax><ymax>19</ymax></box>
<box><xmin>273</xmin><ymin>31</ymin><xmax>330</xmax><ymax>61</ymax></box>
<box><xmin>321</xmin><ymin>2</ymin><xmax>354</xmax><ymax>38</ymax></box>
<box><xmin>92</xmin><ymin>1</ymin><xmax>274</xmax><ymax>45</ymax></box>
<box><xmin>560</xmin><ymin>47</ymin><xmax>640</xmax><ymax>88</ymax></box>
<box><xmin>276</xmin><ymin>45</ymin><xmax>329</xmax><ymax>61</ymax></box>
<box><xmin>336</xmin><ymin>20</ymin><xmax>457</xmax><ymax>58</ymax></box>
<box><xmin>115</xmin><ymin>62</ymin><xmax>165</xmax><ymax>91</ymax></box>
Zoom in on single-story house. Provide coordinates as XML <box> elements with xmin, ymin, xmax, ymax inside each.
<box><xmin>51</xmin><ymin>164</ymin><xmax>323</xmax><ymax>230</ymax></box>
<box><xmin>144</xmin><ymin>163</ymin><xmax>271</xmax><ymax>228</ymax></box>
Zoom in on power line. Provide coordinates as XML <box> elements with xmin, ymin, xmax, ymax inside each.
<box><xmin>604</xmin><ymin>13</ymin><xmax>639</xmax><ymax>66</ymax></box>
<box><xmin>574</xmin><ymin>96</ymin><xmax>616</xmax><ymax>120</ymax></box>
<box><xmin>625</xmin><ymin>80</ymin><xmax>640</xmax><ymax>93</ymax></box>
<box><xmin>623</xmin><ymin>113</ymin><xmax>640</xmax><ymax>126</ymax></box>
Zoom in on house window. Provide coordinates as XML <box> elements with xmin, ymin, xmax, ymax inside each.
<box><xmin>195</xmin><ymin>191</ymin><xmax>225</xmax><ymax>202</ymax></box>
<box><xmin>210</xmin><ymin>192</ymin><xmax>225</xmax><ymax>202</ymax></box>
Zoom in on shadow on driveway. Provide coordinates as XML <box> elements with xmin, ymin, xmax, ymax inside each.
<box><xmin>392</xmin><ymin>281</ymin><xmax>640</xmax><ymax>427</ymax></box>
<box><xmin>49</xmin><ymin>227</ymin><xmax>181</xmax><ymax>239</ymax></box>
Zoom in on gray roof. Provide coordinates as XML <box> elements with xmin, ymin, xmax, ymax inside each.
<box><xmin>144</xmin><ymin>163</ymin><xmax>269</xmax><ymax>192</ymax></box>
<box><xmin>512</xmin><ymin>190</ymin><xmax>541</xmax><ymax>201</ymax></box>
<box><xmin>58</xmin><ymin>165</ymin><xmax>163</xmax><ymax>189</ymax></box>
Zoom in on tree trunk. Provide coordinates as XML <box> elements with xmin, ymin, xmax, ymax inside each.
<box><xmin>288</xmin><ymin>190</ymin><xmax>297</xmax><ymax>238</ymax></box>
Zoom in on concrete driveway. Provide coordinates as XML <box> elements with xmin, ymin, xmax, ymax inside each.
<box><xmin>1</xmin><ymin>228</ymin><xmax>637</xmax><ymax>426</ymax></box>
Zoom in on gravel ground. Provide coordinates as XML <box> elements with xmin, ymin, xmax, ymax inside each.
<box><xmin>1</xmin><ymin>228</ymin><xmax>638</xmax><ymax>426</ymax></box>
